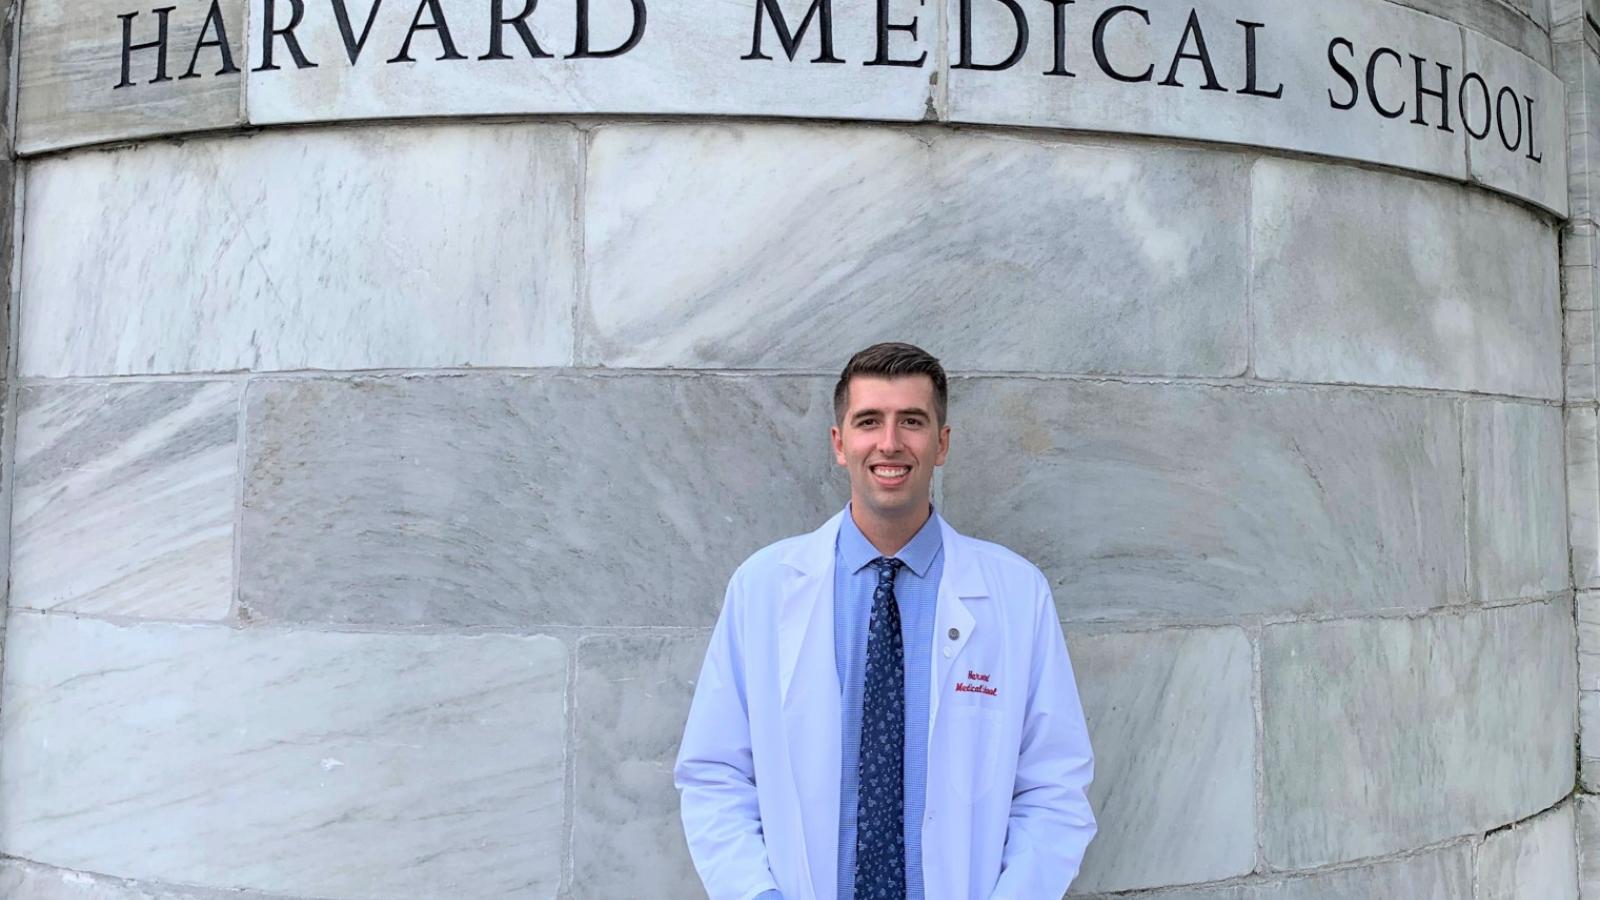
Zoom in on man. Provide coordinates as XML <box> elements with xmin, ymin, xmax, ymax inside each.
<box><xmin>675</xmin><ymin>343</ymin><xmax>1096</xmax><ymax>900</ymax></box>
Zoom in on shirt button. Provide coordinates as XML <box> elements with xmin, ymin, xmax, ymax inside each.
<box><xmin>942</xmin><ymin>646</ymin><xmax>954</xmax><ymax>658</ymax></box>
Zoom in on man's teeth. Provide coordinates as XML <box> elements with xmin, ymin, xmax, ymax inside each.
<box><xmin>874</xmin><ymin>466</ymin><xmax>909</xmax><ymax>477</ymax></box>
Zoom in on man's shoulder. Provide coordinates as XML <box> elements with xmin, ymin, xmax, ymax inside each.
<box><xmin>731</xmin><ymin>531</ymin><xmax>812</xmax><ymax>579</ymax></box>
<box><xmin>949</xmin><ymin>530</ymin><xmax>1049</xmax><ymax>589</ymax></box>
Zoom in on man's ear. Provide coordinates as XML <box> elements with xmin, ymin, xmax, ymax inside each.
<box><xmin>936</xmin><ymin>424</ymin><xmax>951</xmax><ymax>466</ymax></box>
<box><xmin>831</xmin><ymin>425</ymin><xmax>847</xmax><ymax>466</ymax></box>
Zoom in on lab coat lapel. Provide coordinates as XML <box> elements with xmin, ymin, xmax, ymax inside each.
<box><xmin>929</xmin><ymin>520</ymin><xmax>988</xmax><ymax>732</ymax></box>
<box><xmin>775</xmin><ymin>510</ymin><xmax>844</xmax><ymax>900</ymax></box>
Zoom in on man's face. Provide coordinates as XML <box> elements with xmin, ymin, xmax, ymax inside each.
<box><xmin>831</xmin><ymin>374</ymin><xmax>950</xmax><ymax>521</ymax></box>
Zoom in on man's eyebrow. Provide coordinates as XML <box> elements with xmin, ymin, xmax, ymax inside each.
<box><xmin>851</xmin><ymin>407</ymin><xmax>931</xmax><ymax>421</ymax></box>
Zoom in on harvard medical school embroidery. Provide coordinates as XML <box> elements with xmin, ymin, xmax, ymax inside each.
<box><xmin>955</xmin><ymin>670</ymin><xmax>997</xmax><ymax>697</ymax></box>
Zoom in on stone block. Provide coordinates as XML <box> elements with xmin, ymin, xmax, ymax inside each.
<box><xmin>0</xmin><ymin>860</ymin><xmax>289</xmax><ymax>900</ymax></box>
<box><xmin>244</xmin><ymin>0</ymin><xmax>931</xmax><ymax>126</ymax></box>
<box><xmin>1065</xmin><ymin>626</ymin><xmax>1254</xmax><ymax>893</ymax></box>
<box><xmin>1252</xmin><ymin>157</ymin><xmax>1561</xmax><ymax>399</ymax></box>
<box><xmin>19</xmin><ymin>124</ymin><xmax>580</xmax><ymax>377</ymax></box>
<box><xmin>572</xmin><ymin>633</ymin><xmax>706</xmax><ymax>899</ymax></box>
<box><xmin>1554</xmin><ymin>39</ymin><xmax>1600</xmax><ymax>222</ymax></box>
<box><xmin>0</xmin><ymin>612</ymin><xmax>565</xmax><ymax>900</ymax></box>
<box><xmin>1580</xmin><ymin>795</ymin><xmax>1600</xmax><ymax>900</ymax></box>
<box><xmin>1261</xmin><ymin>598</ymin><xmax>1575</xmax><ymax>869</ymax></box>
<box><xmin>1397</xmin><ymin>0</ymin><xmax>1550</xmax><ymax>66</ymax></box>
<box><xmin>1568</xmin><ymin>308</ymin><xmax>1596</xmax><ymax>401</ymax></box>
<box><xmin>1074</xmin><ymin>844</ymin><xmax>1473</xmax><ymax>900</ymax></box>
<box><xmin>1463</xmin><ymin>401</ymin><xmax>1568</xmax><ymax>603</ymax></box>
<box><xmin>947</xmin><ymin>0</ymin><xmax>1472</xmax><ymax>191</ymax></box>
<box><xmin>18</xmin><ymin>0</ymin><xmax>246</xmax><ymax>153</ymax></box>
<box><xmin>1477</xmin><ymin>802</ymin><xmax>1579</xmax><ymax>900</ymax></box>
<box><xmin>12</xmin><ymin>381</ymin><xmax>239</xmax><ymax>619</ymax></box>
<box><xmin>942</xmin><ymin>379</ymin><xmax>1465</xmax><ymax>623</ymax></box>
<box><xmin>240</xmin><ymin>373</ymin><xmax>847</xmax><ymax>628</ymax></box>
<box><xmin>1570</xmin><ymin>409</ymin><xmax>1600</xmax><ymax>589</ymax></box>
<box><xmin>580</xmin><ymin>125</ymin><xmax>1250</xmax><ymax>376</ymax></box>
<box><xmin>1464</xmin><ymin>29</ymin><xmax>1568</xmax><ymax>213</ymax></box>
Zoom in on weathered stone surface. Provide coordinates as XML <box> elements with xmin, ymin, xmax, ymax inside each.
<box><xmin>1463</xmin><ymin>401</ymin><xmax>1567</xmax><ymax>603</ymax></box>
<box><xmin>1581</xmin><ymin>592</ymin><xmax>1600</xmax><ymax>789</ymax></box>
<box><xmin>1066</xmin><ymin>627</ymin><xmax>1254</xmax><ymax>893</ymax></box>
<box><xmin>19</xmin><ymin>125</ymin><xmax>580</xmax><ymax>377</ymax></box>
<box><xmin>18</xmin><ymin>0</ymin><xmax>245</xmax><ymax>153</ymax></box>
<box><xmin>241</xmin><ymin>373</ymin><xmax>847</xmax><ymax>628</ymax></box>
<box><xmin>947</xmin><ymin>1</ymin><xmax>1472</xmax><ymax>192</ymax></box>
<box><xmin>942</xmin><ymin>379</ymin><xmax>1465</xmax><ymax>623</ymax></box>
<box><xmin>1073</xmin><ymin>843</ymin><xmax>1473</xmax><ymax>900</ymax></box>
<box><xmin>581</xmin><ymin>126</ymin><xmax>1249</xmax><ymax>376</ymax></box>
<box><xmin>1477</xmin><ymin>802</ymin><xmax>1578</xmax><ymax>900</ymax></box>
<box><xmin>0</xmin><ymin>860</ymin><xmax>306</xmax><ymax>900</ymax></box>
<box><xmin>1393</xmin><ymin>0</ymin><xmax>1549</xmax><ymax>65</ymax></box>
<box><xmin>1261</xmin><ymin>598</ymin><xmax>1575</xmax><ymax>869</ymax></box>
<box><xmin>1580</xmin><ymin>795</ymin><xmax>1600</xmax><ymax>900</ymax></box>
<box><xmin>1252</xmin><ymin>158</ymin><xmax>1560</xmax><ymax>399</ymax></box>
<box><xmin>0</xmin><ymin>613</ymin><xmax>565</xmax><ymax>900</ymax></box>
<box><xmin>245</xmin><ymin>0</ymin><xmax>931</xmax><ymax>125</ymax></box>
<box><xmin>1555</xmin><ymin>39</ymin><xmax>1600</xmax><ymax>222</ymax></box>
<box><xmin>572</xmin><ymin>633</ymin><xmax>705</xmax><ymax>899</ymax></box>
<box><xmin>1569</xmin><ymin>308</ymin><xmax>1596</xmax><ymax>401</ymax></box>
<box><xmin>11</xmin><ymin>382</ymin><xmax>239</xmax><ymax>619</ymax></box>
<box><xmin>1570</xmin><ymin>409</ymin><xmax>1600</xmax><ymax>590</ymax></box>
<box><xmin>1464</xmin><ymin>29</ymin><xmax>1568</xmax><ymax>213</ymax></box>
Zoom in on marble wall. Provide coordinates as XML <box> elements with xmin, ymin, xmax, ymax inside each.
<box><xmin>0</xmin><ymin>0</ymin><xmax>1587</xmax><ymax>899</ymax></box>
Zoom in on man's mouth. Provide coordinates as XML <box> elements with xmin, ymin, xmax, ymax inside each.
<box><xmin>870</xmin><ymin>464</ymin><xmax>911</xmax><ymax>483</ymax></box>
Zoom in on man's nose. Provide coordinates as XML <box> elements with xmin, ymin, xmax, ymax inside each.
<box><xmin>877</xmin><ymin>422</ymin><xmax>902</xmax><ymax>452</ymax></box>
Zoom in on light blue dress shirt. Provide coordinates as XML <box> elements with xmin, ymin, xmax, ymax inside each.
<box><xmin>754</xmin><ymin>507</ymin><xmax>944</xmax><ymax>900</ymax></box>
<box><xmin>833</xmin><ymin>505</ymin><xmax>944</xmax><ymax>900</ymax></box>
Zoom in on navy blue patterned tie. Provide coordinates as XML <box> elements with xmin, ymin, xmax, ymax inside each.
<box><xmin>855</xmin><ymin>556</ymin><xmax>907</xmax><ymax>899</ymax></box>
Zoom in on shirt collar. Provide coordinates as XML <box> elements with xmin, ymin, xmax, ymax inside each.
<box><xmin>836</xmin><ymin>502</ymin><xmax>944</xmax><ymax>578</ymax></box>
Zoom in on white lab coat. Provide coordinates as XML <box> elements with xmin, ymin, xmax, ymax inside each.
<box><xmin>675</xmin><ymin>510</ymin><xmax>1096</xmax><ymax>900</ymax></box>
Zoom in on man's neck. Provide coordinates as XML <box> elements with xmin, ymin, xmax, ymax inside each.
<box><xmin>850</xmin><ymin>501</ymin><xmax>933</xmax><ymax>557</ymax></box>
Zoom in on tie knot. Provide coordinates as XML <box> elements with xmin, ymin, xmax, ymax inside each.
<box><xmin>871</xmin><ymin>557</ymin><xmax>904</xmax><ymax>582</ymax></box>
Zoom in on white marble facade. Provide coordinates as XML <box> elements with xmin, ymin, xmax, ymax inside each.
<box><xmin>13</xmin><ymin>0</ymin><xmax>1570</xmax><ymax>211</ymax></box>
<box><xmin>2</xmin><ymin>0</ymin><xmax>1586</xmax><ymax>898</ymax></box>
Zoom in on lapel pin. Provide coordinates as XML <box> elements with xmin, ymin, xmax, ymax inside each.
<box><xmin>948</xmin><ymin>627</ymin><xmax>960</xmax><ymax>640</ymax></box>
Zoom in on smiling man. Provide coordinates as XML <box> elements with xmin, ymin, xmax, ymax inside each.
<box><xmin>675</xmin><ymin>342</ymin><xmax>1097</xmax><ymax>900</ymax></box>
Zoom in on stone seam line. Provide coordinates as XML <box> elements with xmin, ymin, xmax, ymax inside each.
<box><xmin>2</xmin><ymin>118</ymin><xmax>1572</xmax><ymax>227</ymax></box>
<box><xmin>0</xmin><ymin>799</ymin><xmax>1576</xmax><ymax>900</ymax></box>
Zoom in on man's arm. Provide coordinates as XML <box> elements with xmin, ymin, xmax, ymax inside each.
<box><xmin>989</xmin><ymin>579</ymin><xmax>1097</xmax><ymax>900</ymax></box>
<box><xmin>674</xmin><ymin>572</ymin><xmax>784</xmax><ymax>900</ymax></box>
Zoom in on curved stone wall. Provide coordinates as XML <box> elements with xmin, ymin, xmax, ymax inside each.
<box><xmin>0</xmin><ymin>0</ymin><xmax>1586</xmax><ymax>898</ymax></box>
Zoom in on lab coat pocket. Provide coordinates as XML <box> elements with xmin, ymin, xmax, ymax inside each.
<box><xmin>942</xmin><ymin>703</ymin><xmax>1003</xmax><ymax>800</ymax></box>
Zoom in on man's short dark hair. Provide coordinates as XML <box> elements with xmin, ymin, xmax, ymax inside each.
<box><xmin>833</xmin><ymin>342</ymin><xmax>948</xmax><ymax>426</ymax></box>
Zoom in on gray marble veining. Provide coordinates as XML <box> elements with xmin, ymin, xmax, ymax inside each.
<box><xmin>241</xmin><ymin>373</ymin><xmax>848</xmax><ymax>628</ymax></box>
<box><xmin>1261</xmin><ymin>598</ymin><xmax>1575</xmax><ymax>869</ymax></box>
<box><xmin>245</xmin><ymin>0</ymin><xmax>932</xmax><ymax>125</ymax></box>
<box><xmin>12</xmin><ymin>381</ymin><xmax>239</xmax><ymax>619</ymax></box>
<box><xmin>0</xmin><ymin>613</ymin><xmax>566</xmax><ymax>899</ymax></box>
<box><xmin>1073</xmin><ymin>844</ymin><xmax>1472</xmax><ymax>900</ymax></box>
<box><xmin>0</xmin><ymin>859</ymin><xmax>313</xmax><ymax>900</ymax></box>
<box><xmin>1252</xmin><ymin>157</ymin><xmax>1561</xmax><ymax>399</ymax></box>
<box><xmin>1066</xmin><ymin>627</ymin><xmax>1254</xmax><ymax>893</ymax></box>
<box><xmin>18</xmin><ymin>0</ymin><xmax>246</xmax><ymax>153</ymax></box>
<box><xmin>581</xmin><ymin>125</ymin><xmax>1249</xmax><ymax>376</ymax></box>
<box><xmin>1477</xmin><ymin>802</ymin><xmax>1578</xmax><ymax>900</ymax></box>
<box><xmin>571</xmin><ymin>633</ymin><xmax>707</xmax><ymax>899</ymax></box>
<box><xmin>20</xmin><ymin>125</ymin><xmax>581</xmax><ymax>377</ymax></box>
<box><xmin>943</xmin><ymin>378</ymin><xmax>1465</xmax><ymax>622</ymax></box>
<box><xmin>1463</xmin><ymin>400</ymin><xmax>1568</xmax><ymax>603</ymax></box>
